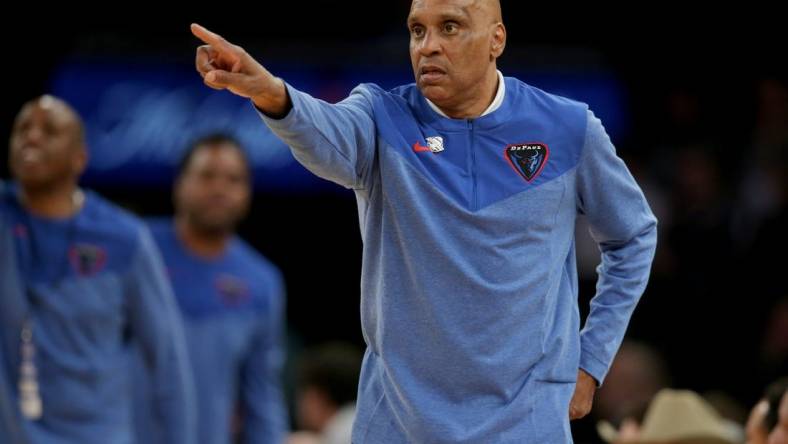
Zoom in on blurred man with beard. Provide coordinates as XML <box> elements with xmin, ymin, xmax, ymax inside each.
<box><xmin>132</xmin><ymin>135</ymin><xmax>288</xmax><ymax>444</ymax></box>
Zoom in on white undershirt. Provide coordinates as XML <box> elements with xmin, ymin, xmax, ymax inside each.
<box><xmin>425</xmin><ymin>70</ymin><xmax>506</xmax><ymax>119</ymax></box>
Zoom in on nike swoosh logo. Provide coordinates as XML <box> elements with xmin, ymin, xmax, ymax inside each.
<box><xmin>413</xmin><ymin>142</ymin><xmax>431</xmax><ymax>152</ymax></box>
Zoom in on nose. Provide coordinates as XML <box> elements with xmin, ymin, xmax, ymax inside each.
<box><xmin>20</xmin><ymin>125</ymin><xmax>45</xmax><ymax>146</ymax></box>
<box><xmin>416</xmin><ymin>29</ymin><xmax>442</xmax><ymax>57</ymax></box>
<box><xmin>206</xmin><ymin>175</ymin><xmax>237</xmax><ymax>195</ymax></box>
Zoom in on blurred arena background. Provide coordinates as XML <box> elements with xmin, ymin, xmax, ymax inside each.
<box><xmin>2</xmin><ymin>2</ymin><xmax>786</xmax><ymax>441</ymax></box>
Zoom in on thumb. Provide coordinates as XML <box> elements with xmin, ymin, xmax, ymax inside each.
<box><xmin>205</xmin><ymin>70</ymin><xmax>246</xmax><ymax>89</ymax></box>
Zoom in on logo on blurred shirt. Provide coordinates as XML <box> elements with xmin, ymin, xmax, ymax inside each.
<box><xmin>68</xmin><ymin>244</ymin><xmax>107</xmax><ymax>276</ymax></box>
<box><xmin>504</xmin><ymin>143</ymin><xmax>549</xmax><ymax>182</ymax></box>
<box><xmin>13</xmin><ymin>224</ymin><xmax>28</xmax><ymax>238</ymax></box>
<box><xmin>214</xmin><ymin>274</ymin><xmax>250</xmax><ymax>306</ymax></box>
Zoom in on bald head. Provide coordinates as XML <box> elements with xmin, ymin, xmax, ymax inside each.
<box><xmin>9</xmin><ymin>95</ymin><xmax>88</xmax><ymax>191</ymax></box>
<box><xmin>23</xmin><ymin>95</ymin><xmax>85</xmax><ymax>145</ymax></box>
<box><xmin>475</xmin><ymin>0</ymin><xmax>502</xmax><ymax>23</ymax></box>
<box><xmin>411</xmin><ymin>0</ymin><xmax>502</xmax><ymax>23</ymax></box>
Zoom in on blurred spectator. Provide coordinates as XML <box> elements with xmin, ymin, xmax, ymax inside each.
<box><xmin>747</xmin><ymin>157</ymin><xmax>788</xmax><ymax>394</ymax></box>
<box><xmin>289</xmin><ymin>343</ymin><xmax>362</xmax><ymax>444</ymax></box>
<box><xmin>598</xmin><ymin>389</ymin><xmax>743</xmax><ymax>444</ymax></box>
<box><xmin>737</xmin><ymin>78</ymin><xmax>788</xmax><ymax>238</ymax></box>
<box><xmin>659</xmin><ymin>146</ymin><xmax>745</xmax><ymax>393</ymax></box>
<box><xmin>594</xmin><ymin>341</ymin><xmax>671</xmax><ymax>427</ymax></box>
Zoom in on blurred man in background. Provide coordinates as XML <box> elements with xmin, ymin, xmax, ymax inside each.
<box><xmin>0</xmin><ymin>95</ymin><xmax>195</xmax><ymax>443</ymax></box>
<box><xmin>590</xmin><ymin>341</ymin><xmax>671</xmax><ymax>437</ymax></box>
<box><xmin>289</xmin><ymin>342</ymin><xmax>362</xmax><ymax>444</ymax></box>
<box><xmin>598</xmin><ymin>389</ymin><xmax>742</xmax><ymax>444</ymax></box>
<box><xmin>133</xmin><ymin>134</ymin><xmax>288</xmax><ymax>444</ymax></box>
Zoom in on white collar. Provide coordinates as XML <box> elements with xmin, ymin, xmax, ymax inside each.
<box><xmin>425</xmin><ymin>70</ymin><xmax>506</xmax><ymax>119</ymax></box>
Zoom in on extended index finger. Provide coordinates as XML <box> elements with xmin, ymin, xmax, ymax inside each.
<box><xmin>190</xmin><ymin>23</ymin><xmax>229</xmax><ymax>47</ymax></box>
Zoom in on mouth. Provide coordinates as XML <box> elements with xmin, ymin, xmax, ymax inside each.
<box><xmin>16</xmin><ymin>145</ymin><xmax>45</xmax><ymax>165</ymax></box>
<box><xmin>204</xmin><ymin>196</ymin><xmax>235</xmax><ymax>210</ymax></box>
<box><xmin>419</xmin><ymin>65</ymin><xmax>447</xmax><ymax>84</ymax></box>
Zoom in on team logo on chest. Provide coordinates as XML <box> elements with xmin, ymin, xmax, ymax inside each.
<box><xmin>504</xmin><ymin>143</ymin><xmax>549</xmax><ymax>182</ymax></box>
<box><xmin>68</xmin><ymin>244</ymin><xmax>107</xmax><ymax>276</ymax></box>
<box><xmin>215</xmin><ymin>274</ymin><xmax>250</xmax><ymax>306</ymax></box>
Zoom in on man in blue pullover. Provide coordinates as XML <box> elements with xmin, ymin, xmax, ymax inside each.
<box><xmin>132</xmin><ymin>135</ymin><xmax>288</xmax><ymax>444</ymax></box>
<box><xmin>189</xmin><ymin>0</ymin><xmax>658</xmax><ymax>442</ymax></box>
<box><xmin>0</xmin><ymin>96</ymin><xmax>195</xmax><ymax>444</ymax></box>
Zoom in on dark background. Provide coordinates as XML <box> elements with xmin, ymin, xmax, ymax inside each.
<box><xmin>3</xmin><ymin>2</ymin><xmax>786</xmax><ymax>441</ymax></box>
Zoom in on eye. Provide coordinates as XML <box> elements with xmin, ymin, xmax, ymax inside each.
<box><xmin>443</xmin><ymin>22</ymin><xmax>459</xmax><ymax>34</ymax></box>
<box><xmin>227</xmin><ymin>173</ymin><xmax>246</xmax><ymax>185</ymax></box>
<box><xmin>198</xmin><ymin>169</ymin><xmax>216</xmax><ymax>180</ymax></box>
<box><xmin>411</xmin><ymin>25</ymin><xmax>425</xmax><ymax>38</ymax></box>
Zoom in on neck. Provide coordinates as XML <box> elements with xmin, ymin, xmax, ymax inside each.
<box><xmin>440</xmin><ymin>67</ymin><xmax>499</xmax><ymax>119</ymax></box>
<box><xmin>175</xmin><ymin>216</ymin><xmax>230</xmax><ymax>259</ymax></box>
<box><xmin>19</xmin><ymin>183</ymin><xmax>82</xmax><ymax>218</ymax></box>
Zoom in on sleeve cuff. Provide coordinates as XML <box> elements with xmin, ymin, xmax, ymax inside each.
<box><xmin>579</xmin><ymin>348</ymin><xmax>609</xmax><ymax>387</ymax></box>
<box><xmin>254</xmin><ymin>82</ymin><xmax>302</xmax><ymax>129</ymax></box>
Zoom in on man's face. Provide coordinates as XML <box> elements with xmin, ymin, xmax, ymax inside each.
<box><xmin>296</xmin><ymin>386</ymin><xmax>333</xmax><ymax>432</ymax></box>
<box><xmin>175</xmin><ymin>143</ymin><xmax>251</xmax><ymax>234</ymax></box>
<box><xmin>9</xmin><ymin>96</ymin><xmax>86</xmax><ymax>190</ymax></box>
<box><xmin>408</xmin><ymin>0</ymin><xmax>504</xmax><ymax>109</ymax></box>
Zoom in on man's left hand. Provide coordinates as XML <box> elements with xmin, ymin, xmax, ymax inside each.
<box><xmin>569</xmin><ymin>369</ymin><xmax>597</xmax><ymax>420</ymax></box>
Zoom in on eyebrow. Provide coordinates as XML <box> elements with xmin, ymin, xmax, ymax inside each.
<box><xmin>408</xmin><ymin>8</ymin><xmax>470</xmax><ymax>26</ymax></box>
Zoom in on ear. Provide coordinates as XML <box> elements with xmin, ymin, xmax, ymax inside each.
<box><xmin>491</xmin><ymin>23</ymin><xmax>506</xmax><ymax>59</ymax></box>
<box><xmin>72</xmin><ymin>145</ymin><xmax>89</xmax><ymax>177</ymax></box>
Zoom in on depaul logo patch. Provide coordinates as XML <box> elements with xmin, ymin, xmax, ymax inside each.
<box><xmin>504</xmin><ymin>143</ymin><xmax>549</xmax><ymax>182</ymax></box>
<box><xmin>68</xmin><ymin>244</ymin><xmax>107</xmax><ymax>276</ymax></box>
<box><xmin>214</xmin><ymin>274</ymin><xmax>250</xmax><ymax>306</ymax></box>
